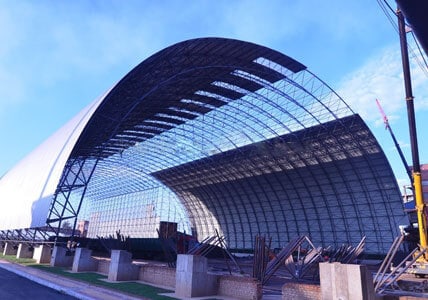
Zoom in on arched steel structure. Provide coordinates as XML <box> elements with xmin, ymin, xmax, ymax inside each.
<box><xmin>41</xmin><ymin>37</ymin><xmax>407</xmax><ymax>254</ymax></box>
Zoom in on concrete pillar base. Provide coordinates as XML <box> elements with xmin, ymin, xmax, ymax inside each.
<box><xmin>16</xmin><ymin>244</ymin><xmax>33</xmax><ymax>259</ymax></box>
<box><xmin>33</xmin><ymin>245</ymin><xmax>51</xmax><ymax>264</ymax></box>
<box><xmin>50</xmin><ymin>246</ymin><xmax>74</xmax><ymax>267</ymax></box>
<box><xmin>108</xmin><ymin>250</ymin><xmax>139</xmax><ymax>281</ymax></box>
<box><xmin>3</xmin><ymin>243</ymin><xmax>18</xmax><ymax>256</ymax></box>
<box><xmin>72</xmin><ymin>248</ymin><xmax>98</xmax><ymax>272</ymax></box>
<box><xmin>320</xmin><ymin>262</ymin><xmax>375</xmax><ymax>300</ymax></box>
<box><xmin>175</xmin><ymin>254</ymin><xmax>218</xmax><ymax>298</ymax></box>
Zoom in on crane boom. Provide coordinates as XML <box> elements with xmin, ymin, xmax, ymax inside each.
<box><xmin>375</xmin><ymin>99</ymin><xmax>412</xmax><ymax>182</ymax></box>
<box><xmin>397</xmin><ymin>8</ymin><xmax>428</xmax><ymax>259</ymax></box>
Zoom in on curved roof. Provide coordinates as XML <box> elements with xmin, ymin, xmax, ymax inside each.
<box><xmin>71</xmin><ymin>38</ymin><xmax>306</xmax><ymax>159</ymax></box>
<box><xmin>0</xmin><ymin>38</ymin><xmax>406</xmax><ymax>254</ymax></box>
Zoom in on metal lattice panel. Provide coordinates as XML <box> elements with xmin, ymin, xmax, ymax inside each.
<box><xmin>153</xmin><ymin>115</ymin><xmax>405</xmax><ymax>253</ymax></box>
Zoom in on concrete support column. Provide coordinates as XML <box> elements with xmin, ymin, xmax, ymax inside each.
<box><xmin>50</xmin><ymin>246</ymin><xmax>74</xmax><ymax>267</ymax></box>
<box><xmin>16</xmin><ymin>244</ymin><xmax>33</xmax><ymax>259</ymax></box>
<box><xmin>319</xmin><ymin>262</ymin><xmax>375</xmax><ymax>300</ymax></box>
<box><xmin>33</xmin><ymin>245</ymin><xmax>51</xmax><ymax>264</ymax></box>
<box><xmin>175</xmin><ymin>254</ymin><xmax>218</xmax><ymax>298</ymax></box>
<box><xmin>3</xmin><ymin>243</ymin><xmax>18</xmax><ymax>256</ymax></box>
<box><xmin>108</xmin><ymin>250</ymin><xmax>139</xmax><ymax>281</ymax></box>
<box><xmin>72</xmin><ymin>248</ymin><xmax>98</xmax><ymax>272</ymax></box>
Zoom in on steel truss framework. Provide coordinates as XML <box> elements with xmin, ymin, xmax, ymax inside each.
<box><xmin>0</xmin><ymin>227</ymin><xmax>65</xmax><ymax>247</ymax></box>
<box><xmin>43</xmin><ymin>38</ymin><xmax>406</xmax><ymax>254</ymax></box>
<box><xmin>47</xmin><ymin>158</ymin><xmax>98</xmax><ymax>237</ymax></box>
<box><xmin>154</xmin><ymin>115</ymin><xmax>404</xmax><ymax>252</ymax></box>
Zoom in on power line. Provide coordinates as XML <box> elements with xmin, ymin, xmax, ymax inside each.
<box><xmin>377</xmin><ymin>0</ymin><xmax>428</xmax><ymax>78</ymax></box>
<box><xmin>377</xmin><ymin>0</ymin><xmax>398</xmax><ymax>32</ymax></box>
<box><xmin>410</xmin><ymin>31</ymin><xmax>428</xmax><ymax>77</ymax></box>
<box><xmin>382</xmin><ymin>0</ymin><xmax>395</xmax><ymax>15</ymax></box>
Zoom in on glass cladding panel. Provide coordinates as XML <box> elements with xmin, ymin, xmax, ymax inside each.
<box><xmin>85</xmin><ymin>186</ymin><xmax>191</xmax><ymax>238</ymax></box>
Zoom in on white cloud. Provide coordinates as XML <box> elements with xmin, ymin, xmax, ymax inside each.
<box><xmin>408</xmin><ymin>47</ymin><xmax>428</xmax><ymax>110</ymax></box>
<box><xmin>373</xmin><ymin>113</ymin><xmax>401</xmax><ymax>128</ymax></box>
<box><xmin>0</xmin><ymin>0</ymin><xmax>402</xmax><ymax>118</ymax></box>
<box><xmin>217</xmin><ymin>1</ymin><xmax>377</xmax><ymax>47</ymax></box>
<box><xmin>337</xmin><ymin>43</ymin><xmax>428</xmax><ymax>123</ymax></box>
<box><xmin>337</xmin><ymin>46</ymin><xmax>404</xmax><ymax>122</ymax></box>
<box><xmin>394</xmin><ymin>139</ymin><xmax>410</xmax><ymax>149</ymax></box>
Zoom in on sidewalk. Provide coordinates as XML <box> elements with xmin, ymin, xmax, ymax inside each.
<box><xmin>0</xmin><ymin>260</ymin><xmax>145</xmax><ymax>300</ymax></box>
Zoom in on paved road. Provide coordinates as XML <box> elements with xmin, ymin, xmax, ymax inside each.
<box><xmin>0</xmin><ymin>267</ymin><xmax>77</xmax><ymax>299</ymax></box>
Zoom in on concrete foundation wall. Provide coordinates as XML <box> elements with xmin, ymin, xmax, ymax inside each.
<box><xmin>32</xmin><ymin>245</ymin><xmax>51</xmax><ymax>264</ymax></box>
<box><xmin>16</xmin><ymin>244</ymin><xmax>33</xmax><ymax>259</ymax></box>
<box><xmin>139</xmin><ymin>265</ymin><xmax>176</xmax><ymax>288</ymax></box>
<box><xmin>72</xmin><ymin>248</ymin><xmax>99</xmax><ymax>272</ymax></box>
<box><xmin>50</xmin><ymin>246</ymin><xmax>74</xmax><ymax>267</ymax></box>
<box><xmin>282</xmin><ymin>282</ymin><xmax>321</xmax><ymax>300</ymax></box>
<box><xmin>218</xmin><ymin>275</ymin><xmax>262</xmax><ymax>300</ymax></box>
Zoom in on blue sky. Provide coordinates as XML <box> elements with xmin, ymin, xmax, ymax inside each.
<box><xmin>1</xmin><ymin>0</ymin><xmax>427</xmax><ymax>190</ymax></box>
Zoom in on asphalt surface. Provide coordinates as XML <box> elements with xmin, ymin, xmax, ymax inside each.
<box><xmin>0</xmin><ymin>258</ymin><xmax>283</xmax><ymax>300</ymax></box>
<box><xmin>0</xmin><ymin>266</ymin><xmax>77</xmax><ymax>299</ymax></box>
<box><xmin>0</xmin><ymin>260</ymin><xmax>144</xmax><ymax>300</ymax></box>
